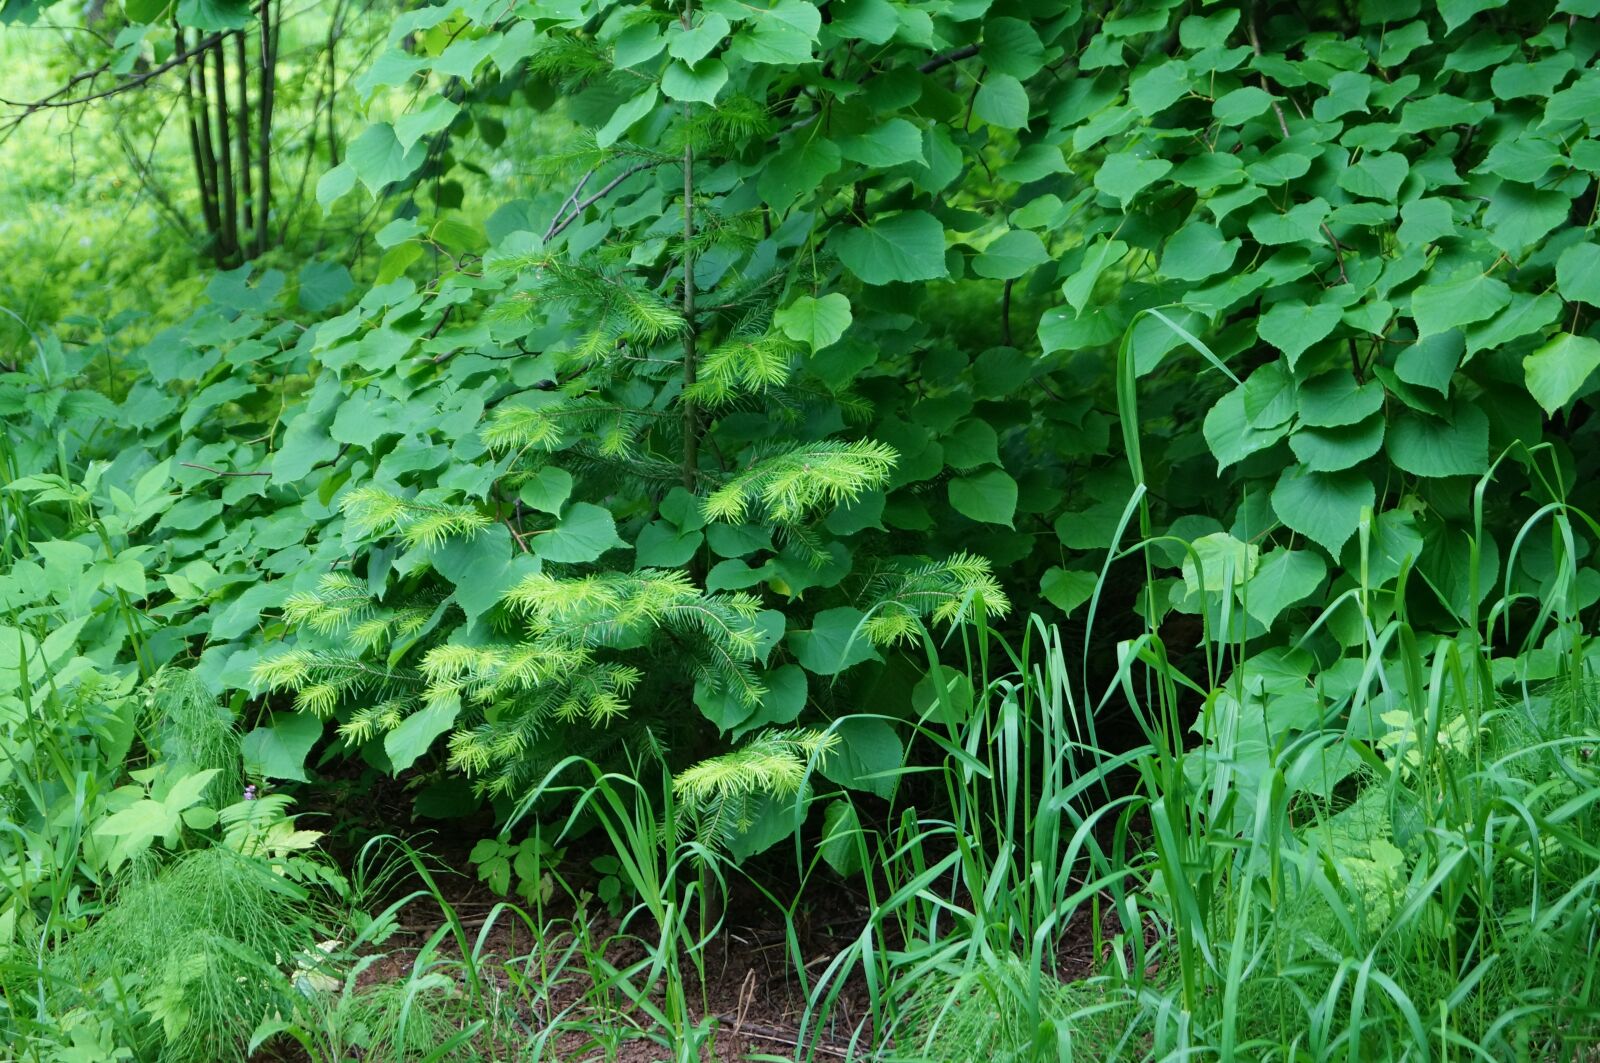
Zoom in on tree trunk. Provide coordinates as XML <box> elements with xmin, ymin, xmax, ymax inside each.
<box><xmin>185</xmin><ymin>26</ymin><xmax>226</xmax><ymax>263</ymax></box>
<box><xmin>255</xmin><ymin>0</ymin><xmax>277</xmax><ymax>258</ymax></box>
<box><xmin>236</xmin><ymin>30</ymin><xmax>254</xmax><ymax>241</ymax></box>
<box><xmin>210</xmin><ymin>39</ymin><xmax>239</xmax><ymax>266</ymax></box>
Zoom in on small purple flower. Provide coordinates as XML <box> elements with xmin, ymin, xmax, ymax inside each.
<box><xmin>243</xmin><ymin>784</ymin><xmax>258</xmax><ymax>801</ymax></box>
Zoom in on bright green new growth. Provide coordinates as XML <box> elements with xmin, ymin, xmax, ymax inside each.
<box><xmin>253</xmin><ymin>643</ymin><xmax>416</xmax><ymax>723</ymax></box>
<box><xmin>340</xmin><ymin>488</ymin><xmax>491</xmax><ymax>549</ymax></box>
<box><xmin>257</xmin><ymin>560</ymin><xmax>775</xmax><ymax>797</ymax></box>
<box><xmin>684</xmin><ymin>328</ymin><xmax>801</xmax><ymax>407</ymax></box>
<box><xmin>861</xmin><ymin>552</ymin><xmax>1013</xmax><ymax>646</ymax></box>
<box><xmin>488</xmin><ymin>252</ymin><xmax>685</xmax><ymax>363</ymax></box>
<box><xmin>703</xmin><ymin>440</ymin><xmax>898</xmax><ymax>525</ymax></box>
<box><xmin>671</xmin><ymin>727</ymin><xmax>837</xmax><ymax>845</ymax></box>
<box><xmin>483</xmin><ymin>396</ymin><xmax>659</xmax><ymax>458</ymax></box>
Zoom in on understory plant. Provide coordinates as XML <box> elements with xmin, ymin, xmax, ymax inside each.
<box><xmin>794</xmin><ymin>554</ymin><xmax>1600</xmax><ymax>1059</ymax></box>
<box><xmin>5</xmin><ymin>0</ymin><xmax>1600</xmax><ymax>1058</ymax></box>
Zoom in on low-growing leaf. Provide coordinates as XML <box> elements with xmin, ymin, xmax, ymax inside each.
<box><xmin>1524</xmin><ymin>333</ymin><xmax>1600</xmax><ymax>415</ymax></box>
<box><xmin>1245</xmin><ymin>549</ymin><xmax>1327</xmax><ymax>626</ymax></box>
<box><xmin>833</xmin><ymin>211</ymin><xmax>948</xmax><ymax>284</ymax></box>
<box><xmin>1271</xmin><ymin>466</ymin><xmax>1374</xmax><ymax>556</ymax></box>
<box><xmin>241</xmin><ymin>712</ymin><xmax>322</xmax><ymax>783</ymax></box>
<box><xmin>948</xmin><ymin>467</ymin><xmax>1017</xmax><ymax>526</ymax></box>
<box><xmin>776</xmin><ymin>293</ymin><xmax>852</xmax><ymax>351</ymax></box>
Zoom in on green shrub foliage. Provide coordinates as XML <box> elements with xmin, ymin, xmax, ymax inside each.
<box><xmin>6</xmin><ymin>0</ymin><xmax>1600</xmax><ymax>851</ymax></box>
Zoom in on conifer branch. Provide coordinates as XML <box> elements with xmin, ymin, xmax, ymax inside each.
<box><xmin>684</xmin><ymin>330</ymin><xmax>800</xmax><ymax>407</ymax></box>
<box><xmin>340</xmin><ymin>486</ymin><xmax>490</xmax><ymax>547</ymax></box>
<box><xmin>674</xmin><ymin>729</ymin><xmax>838</xmax><ymax>845</ymax></box>
<box><xmin>859</xmin><ymin>552</ymin><xmax>1012</xmax><ymax>646</ymax></box>
<box><xmin>703</xmin><ymin>440</ymin><xmax>898</xmax><ymax>525</ymax></box>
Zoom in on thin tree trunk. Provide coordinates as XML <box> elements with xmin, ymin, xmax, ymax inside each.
<box><xmin>178</xmin><ymin>27</ymin><xmax>216</xmax><ymax>239</ymax></box>
<box><xmin>211</xmin><ymin>38</ymin><xmax>239</xmax><ymax>265</ymax></box>
<box><xmin>236</xmin><ymin>29</ymin><xmax>253</xmax><ymax>240</ymax></box>
<box><xmin>680</xmin><ymin>136</ymin><xmax>697</xmax><ymax>490</ymax></box>
<box><xmin>324</xmin><ymin>0</ymin><xmax>343</xmax><ymax>167</ymax></box>
<box><xmin>255</xmin><ymin>0</ymin><xmax>276</xmax><ymax>257</ymax></box>
<box><xmin>679</xmin><ymin>4</ymin><xmax>699</xmax><ymax>491</ymax></box>
<box><xmin>187</xmin><ymin>26</ymin><xmax>225</xmax><ymax>260</ymax></box>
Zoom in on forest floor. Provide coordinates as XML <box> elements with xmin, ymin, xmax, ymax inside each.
<box><xmin>281</xmin><ymin>844</ymin><xmax>1114</xmax><ymax>1062</ymax></box>
<box><xmin>267</xmin><ymin>765</ymin><xmax>1126</xmax><ymax>1061</ymax></box>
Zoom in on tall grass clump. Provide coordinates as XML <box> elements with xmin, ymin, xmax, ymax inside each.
<box><xmin>1093</xmin><ymin>476</ymin><xmax>1600</xmax><ymax>1061</ymax></box>
<box><xmin>266</xmin><ymin>772</ymin><xmax>739</xmax><ymax>1063</ymax></box>
<box><xmin>787</xmin><ymin>608</ymin><xmax>1145</xmax><ymax>1062</ymax></box>
<box><xmin>505</xmin><ymin>750</ymin><xmax>732</xmax><ymax>1063</ymax></box>
<box><xmin>786</xmin><ymin>463</ymin><xmax>1600</xmax><ymax>1061</ymax></box>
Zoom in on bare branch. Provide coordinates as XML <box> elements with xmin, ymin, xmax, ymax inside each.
<box><xmin>0</xmin><ymin>30</ymin><xmax>226</xmax><ymax>133</ymax></box>
<box><xmin>180</xmin><ymin>463</ymin><xmax>271</xmax><ymax>477</ymax></box>
<box><xmin>546</xmin><ymin>161</ymin><xmax>665</xmax><ymax>241</ymax></box>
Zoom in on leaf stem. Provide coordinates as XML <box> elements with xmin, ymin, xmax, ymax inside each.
<box><xmin>1246</xmin><ymin>4</ymin><xmax>1349</xmax><ymax>285</ymax></box>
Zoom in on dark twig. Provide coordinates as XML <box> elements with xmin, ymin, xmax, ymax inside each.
<box><xmin>255</xmin><ymin>0</ymin><xmax>278</xmax><ymax>257</ymax></box>
<box><xmin>1246</xmin><ymin>4</ymin><xmax>1349</xmax><ymax>285</ymax></box>
<box><xmin>180</xmin><ymin>463</ymin><xmax>270</xmax><ymax>477</ymax></box>
<box><xmin>542</xmin><ymin>166</ymin><xmax>596</xmax><ymax>241</ymax></box>
<box><xmin>0</xmin><ymin>30</ymin><xmax>226</xmax><ymax>130</ymax></box>
<box><xmin>505</xmin><ymin>518</ymin><xmax>532</xmax><ymax>553</ymax></box>
<box><xmin>546</xmin><ymin>161</ymin><xmax>663</xmax><ymax>241</ymax></box>
<box><xmin>919</xmin><ymin>43</ymin><xmax>981</xmax><ymax>74</ymax></box>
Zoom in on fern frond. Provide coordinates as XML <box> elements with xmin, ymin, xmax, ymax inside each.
<box><xmin>704</xmin><ymin>439</ymin><xmax>898</xmax><ymax>525</ymax></box>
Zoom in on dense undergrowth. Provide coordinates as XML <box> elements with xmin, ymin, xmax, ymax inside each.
<box><xmin>5</xmin><ymin>0</ymin><xmax>1600</xmax><ymax>1058</ymax></box>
